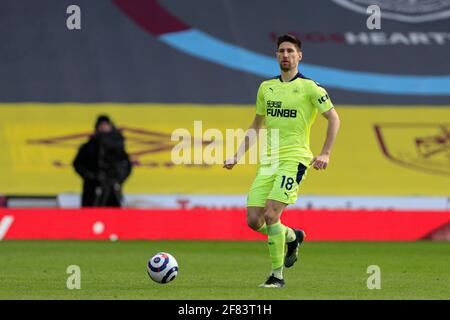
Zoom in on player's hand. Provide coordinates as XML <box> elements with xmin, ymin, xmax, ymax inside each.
<box><xmin>310</xmin><ymin>154</ymin><xmax>329</xmax><ymax>170</ymax></box>
<box><xmin>223</xmin><ymin>156</ymin><xmax>238</xmax><ymax>170</ymax></box>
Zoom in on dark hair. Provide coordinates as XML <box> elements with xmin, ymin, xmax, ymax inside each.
<box><xmin>95</xmin><ymin>114</ymin><xmax>114</xmax><ymax>130</ymax></box>
<box><xmin>277</xmin><ymin>34</ymin><xmax>302</xmax><ymax>51</ymax></box>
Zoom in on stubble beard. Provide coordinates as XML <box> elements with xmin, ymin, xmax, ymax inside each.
<box><xmin>279</xmin><ymin>63</ymin><xmax>294</xmax><ymax>72</ymax></box>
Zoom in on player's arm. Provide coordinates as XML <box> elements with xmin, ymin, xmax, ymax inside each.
<box><xmin>223</xmin><ymin>114</ymin><xmax>265</xmax><ymax>170</ymax></box>
<box><xmin>310</xmin><ymin>107</ymin><xmax>340</xmax><ymax>170</ymax></box>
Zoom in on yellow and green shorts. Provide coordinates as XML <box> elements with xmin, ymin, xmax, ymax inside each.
<box><xmin>246</xmin><ymin>161</ymin><xmax>308</xmax><ymax>207</ymax></box>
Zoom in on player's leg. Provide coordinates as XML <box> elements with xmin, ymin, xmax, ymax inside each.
<box><xmin>247</xmin><ymin>166</ymin><xmax>285</xmax><ymax>287</ymax></box>
<box><xmin>246</xmin><ymin>206</ymin><xmax>266</xmax><ymax>233</ymax></box>
<box><xmin>247</xmin><ymin>163</ymin><xmax>300</xmax><ymax>287</ymax></box>
<box><xmin>259</xmin><ymin>162</ymin><xmax>307</xmax><ymax>287</ymax></box>
<box><xmin>283</xmin><ymin>163</ymin><xmax>308</xmax><ymax>268</ymax></box>
<box><xmin>266</xmin><ymin>199</ymin><xmax>287</xmax><ymax>275</ymax></box>
<box><xmin>246</xmin><ymin>165</ymin><xmax>274</xmax><ymax>235</ymax></box>
<box><xmin>247</xmin><ymin>206</ymin><xmax>297</xmax><ymax>241</ymax></box>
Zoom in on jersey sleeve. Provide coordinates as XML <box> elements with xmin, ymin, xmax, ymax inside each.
<box><xmin>309</xmin><ymin>82</ymin><xmax>334</xmax><ymax>114</ymax></box>
<box><xmin>255</xmin><ymin>83</ymin><xmax>266</xmax><ymax>116</ymax></box>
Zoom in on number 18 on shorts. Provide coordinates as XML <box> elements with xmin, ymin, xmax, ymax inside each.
<box><xmin>247</xmin><ymin>161</ymin><xmax>307</xmax><ymax>207</ymax></box>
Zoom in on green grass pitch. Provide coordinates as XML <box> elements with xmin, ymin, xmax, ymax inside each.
<box><xmin>0</xmin><ymin>241</ymin><xmax>449</xmax><ymax>299</ymax></box>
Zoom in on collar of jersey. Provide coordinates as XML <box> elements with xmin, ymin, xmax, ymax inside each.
<box><xmin>277</xmin><ymin>72</ymin><xmax>304</xmax><ymax>83</ymax></box>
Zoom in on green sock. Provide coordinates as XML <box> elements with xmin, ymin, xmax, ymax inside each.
<box><xmin>267</xmin><ymin>221</ymin><xmax>286</xmax><ymax>278</ymax></box>
<box><xmin>285</xmin><ymin>227</ymin><xmax>296</xmax><ymax>243</ymax></box>
<box><xmin>259</xmin><ymin>223</ymin><xmax>295</xmax><ymax>243</ymax></box>
<box><xmin>257</xmin><ymin>223</ymin><xmax>268</xmax><ymax>235</ymax></box>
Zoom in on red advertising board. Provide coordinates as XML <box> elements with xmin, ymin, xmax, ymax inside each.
<box><xmin>0</xmin><ymin>209</ymin><xmax>449</xmax><ymax>241</ymax></box>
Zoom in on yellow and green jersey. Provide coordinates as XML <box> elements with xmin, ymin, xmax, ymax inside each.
<box><xmin>256</xmin><ymin>72</ymin><xmax>334</xmax><ymax>167</ymax></box>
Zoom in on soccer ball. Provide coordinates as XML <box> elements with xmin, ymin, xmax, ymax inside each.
<box><xmin>146</xmin><ymin>252</ymin><xmax>179</xmax><ymax>284</ymax></box>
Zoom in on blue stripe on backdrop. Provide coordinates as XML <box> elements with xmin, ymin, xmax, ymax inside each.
<box><xmin>160</xmin><ymin>29</ymin><xmax>450</xmax><ymax>96</ymax></box>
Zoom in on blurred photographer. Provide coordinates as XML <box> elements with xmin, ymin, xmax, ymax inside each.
<box><xmin>73</xmin><ymin>115</ymin><xmax>132</xmax><ymax>207</ymax></box>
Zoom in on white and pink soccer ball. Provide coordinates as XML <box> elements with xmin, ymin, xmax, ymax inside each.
<box><xmin>147</xmin><ymin>252</ymin><xmax>179</xmax><ymax>284</ymax></box>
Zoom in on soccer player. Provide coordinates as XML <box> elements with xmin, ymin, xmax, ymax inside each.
<box><xmin>224</xmin><ymin>34</ymin><xmax>340</xmax><ymax>288</ymax></box>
